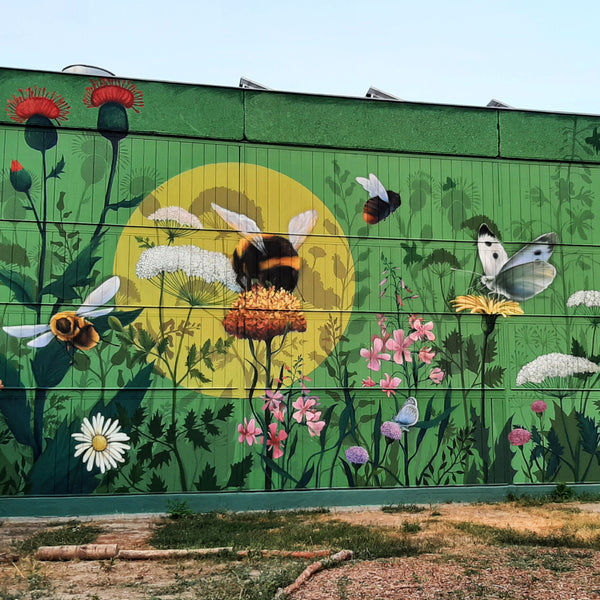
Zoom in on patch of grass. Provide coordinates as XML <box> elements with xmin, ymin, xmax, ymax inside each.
<box><xmin>454</xmin><ymin>521</ymin><xmax>600</xmax><ymax>549</ymax></box>
<box><xmin>401</xmin><ymin>521</ymin><xmax>422</xmax><ymax>533</ymax></box>
<box><xmin>381</xmin><ymin>503</ymin><xmax>426</xmax><ymax>514</ymax></box>
<box><xmin>507</xmin><ymin>547</ymin><xmax>594</xmax><ymax>572</ymax></box>
<box><xmin>151</xmin><ymin>510</ymin><xmax>428</xmax><ymax>559</ymax></box>
<box><xmin>166</xmin><ymin>499</ymin><xmax>194</xmax><ymax>519</ymax></box>
<box><xmin>16</xmin><ymin>522</ymin><xmax>103</xmax><ymax>555</ymax></box>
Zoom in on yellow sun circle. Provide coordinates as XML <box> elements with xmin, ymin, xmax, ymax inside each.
<box><xmin>114</xmin><ymin>163</ymin><xmax>354</xmax><ymax>398</ymax></box>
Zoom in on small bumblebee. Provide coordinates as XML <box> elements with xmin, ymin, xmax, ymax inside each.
<box><xmin>212</xmin><ymin>203</ymin><xmax>318</xmax><ymax>292</ymax></box>
<box><xmin>355</xmin><ymin>173</ymin><xmax>401</xmax><ymax>224</ymax></box>
<box><xmin>3</xmin><ymin>276</ymin><xmax>120</xmax><ymax>351</ymax></box>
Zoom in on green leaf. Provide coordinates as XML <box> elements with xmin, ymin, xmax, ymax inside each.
<box><xmin>296</xmin><ymin>465</ymin><xmax>315</xmax><ymax>489</ymax></box>
<box><xmin>147</xmin><ymin>473</ymin><xmax>167</xmax><ymax>493</ymax></box>
<box><xmin>137</xmin><ymin>441</ymin><xmax>154</xmax><ymax>464</ymax></box>
<box><xmin>226</xmin><ymin>454</ymin><xmax>253</xmax><ymax>488</ymax></box>
<box><xmin>216</xmin><ymin>403</ymin><xmax>234</xmax><ymax>421</ymax></box>
<box><xmin>483</xmin><ymin>365</ymin><xmax>505</xmax><ymax>388</ymax></box>
<box><xmin>0</xmin><ymin>269</ymin><xmax>36</xmax><ymax>306</ymax></box>
<box><xmin>108</xmin><ymin>316</ymin><xmax>123</xmax><ymax>332</ymax></box>
<box><xmin>189</xmin><ymin>368</ymin><xmax>210</xmax><ymax>383</ymax></box>
<box><xmin>0</xmin><ymin>242</ymin><xmax>30</xmax><ymax>267</ymax></box>
<box><xmin>571</xmin><ymin>337</ymin><xmax>587</xmax><ymax>358</ymax></box>
<box><xmin>107</xmin><ymin>194</ymin><xmax>145</xmax><ymax>212</ymax></box>
<box><xmin>138</xmin><ymin>329</ymin><xmax>156</xmax><ymax>353</ymax></box>
<box><xmin>47</xmin><ymin>156</ymin><xmax>65</xmax><ymax>179</ymax></box>
<box><xmin>484</xmin><ymin>337</ymin><xmax>498</xmax><ymax>364</ymax></box>
<box><xmin>547</xmin><ymin>429</ymin><xmax>564</xmax><ymax>479</ymax></box>
<box><xmin>148</xmin><ymin>450</ymin><xmax>172</xmax><ymax>470</ymax></box>
<box><xmin>465</xmin><ymin>337</ymin><xmax>479</xmax><ymax>373</ymax></box>
<box><xmin>576</xmin><ymin>411</ymin><xmax>600</xmax><ymax>455</ymax></box>
<box><xmin>148</xmin><ymin>412</ymin><xmax>164</xmax><ymax>438</ymax></box>
<box><xmin>443</xmin><ymin>330</ymin><xmax>463</xmax><ymax>354</ymax></box>
<box><xmin>31</xmin><ymin>339</ymin><xmax>72</xmax><ymax>388</ymax></box>
<box><xmin>129</xmin><ymin>463</ymin><xmax>145</xmax><ymax>485</ymax></box>
<box><xmin>195</xmin><ymin>464</ymin><xmax>220</xmax><ymax>491</ymax></box>
<box><xmin>72</xmin><ymin>352</ymin><xmax>91</xmax><ymax>371</ymax></box>
<box><xmin>0</xmin><ymin>355</ymin><xmax>34</xmax><ymax>447</ymax></box>
<box><xmin>185</xmin><ymin>425</ymin><xmax>210</xmax><ymax>451</ymax></box>
<box><xmin>186</xmin><ymin>344</ymin><xmax>197</xmax><ymax>368</ymax></box>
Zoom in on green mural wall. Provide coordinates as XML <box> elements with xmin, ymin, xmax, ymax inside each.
<box><xmin>1</xmin><ymin>67</ymin><xmax>600</xmax><ymax>510</ymax></box>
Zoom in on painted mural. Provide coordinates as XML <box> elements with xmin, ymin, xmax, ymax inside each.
<box><xmin>1</xmin><ymin>77</ymin><xmax>600</xmax><ymax>499</ymax></box>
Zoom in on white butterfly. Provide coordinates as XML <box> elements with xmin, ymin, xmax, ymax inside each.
<box><xmin>477</xmin><ymin>224</ymin><xmax>557</xmax><ymax>301</ymax></box>
<box><xmin>393</xmin><ymin>397</ymin><xmax>419</xmax><ymax>432</ymax></box>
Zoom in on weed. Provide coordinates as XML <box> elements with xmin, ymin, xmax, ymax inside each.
<box><xmin>551</xmin><ymin>483</ymin><xmax>575</xmax><ymax>502</ymax></box>
<box><xmin>507</xmin><ymin>547</ymin><xmax>593</xmax><ymax>572</ymax></box>
<box><xmin>151</xmin><ymin>510</ymin><xmax>428</xmax><ymax>559</ymax></box>
<box><xmin>401</xmin><ymin>521</ymin><xmax>422</xmax><ymax>533</ymax></box>
<box><xmin>381</xmin><ymin>503</ymin><xmax>426</xmax><ymax>514</ymax></box>
<box><xmin>166</xmin><ymin>499</ymin><xmax>194</xmax><ymax>519</ymax></box>
<box><xmin>337</xmin><ymin>575</ymin><xmax>351</xmax><ymax>600</ymax></box>
<box><xmin>16</xmin><ymin>523</ymin><xmax>103</xmax><ymax>555</ymax></box>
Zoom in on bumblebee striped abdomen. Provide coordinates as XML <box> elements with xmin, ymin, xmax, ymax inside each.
<box><xmin>362</xmin><ymin>190</ymin><xmax>401</xmax><ymax>225</ymax></box>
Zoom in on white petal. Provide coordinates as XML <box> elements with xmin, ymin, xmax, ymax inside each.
<box><xmin>104</xmin><ymin>419</ymin><xmax>120</xmax><ymax>438</ymax></box>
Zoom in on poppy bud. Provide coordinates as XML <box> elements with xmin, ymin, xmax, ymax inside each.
<box><xmin>9</xmin><ymin>160</ymin><xmax>32</xmax><ymax>193</ymax></box>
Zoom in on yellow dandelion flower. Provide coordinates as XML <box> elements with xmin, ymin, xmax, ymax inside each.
<box><xmin>451</xmin><ymin>295</ymin><xmax>524</xmax><ymax>317</ymax></box>
<box><xmin>223</xmin><ymin>285</ymin><xmax>307</xmax><ymax>341</ymax></box>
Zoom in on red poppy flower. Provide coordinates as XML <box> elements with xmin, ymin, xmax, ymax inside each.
<box><xmin>83</xmin><ymin>79</ymin><xmax>143</xmax><ymax>113</ymax></box>
<box><xmin>6</xmin><ymin>87</ymin><xmax>70</xmax><ymax>123</ymax></box>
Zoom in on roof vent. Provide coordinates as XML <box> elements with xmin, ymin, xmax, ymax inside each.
<box><xmin>366</xmin><ymin>87</ymin><xmax>401</xmax><ymax>100</ymax></box>
<box><xmin>239</xmin><ymin>77</ymin><xmax>270</xmax><ymax>90</ymax></box>
<box><xmin>62</xmin><ymin>65</ymin><xmax>115</xmax><ymax>77</ymax></box>
<box><xmin>487</xmin><ymin>98</ymin><xmax>512</xmax><ymax>108</ymax></box>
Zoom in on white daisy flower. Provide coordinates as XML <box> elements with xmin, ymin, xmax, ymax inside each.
<box><xmin>516</xmin><ymin>353</ymin><xmax>600</xmax><ymax>386</ymax></box>
<box><xmin>72</xmin><ymin>413</ymin><xmax>130</xmax><ymax>474</ymax></box>
<box><xmin>135</xmin><ymin>245</ymin><xmax>241</xmax><ymax>305</ymax></box>
<box><xmin>567</xmin><ymin>290</ymin><xmax>600</xmax><ymax>309</ymax></box>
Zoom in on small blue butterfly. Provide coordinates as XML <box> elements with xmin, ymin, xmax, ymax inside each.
<box><xmin>393</xmin><ymin>397</ymin><xmax>419</xmax><ymax>431</ymax></box>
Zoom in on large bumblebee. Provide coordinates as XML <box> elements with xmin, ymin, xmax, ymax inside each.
<box><xmin>212</xmin><ymin>203</ymin><xmax>318</xmax><ymax>292</ymax></box>
<box><xmin>3</xmin><ymin>276</ymin><xmax>120</xmax><ymax>350</ymax></box>
<box><xmin>355</xmin><ymin>173</ymin><xmax>401</xmax><ymax>225</ymax></box>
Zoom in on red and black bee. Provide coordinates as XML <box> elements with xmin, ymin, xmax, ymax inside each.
<box><xmin>356</xmin><ymin>173</ymin><xmax>401</xmax><ymax>224</ymax></box>
<box><xmin>211</xmin><ymin>203</ymin><xmax>318</xmax><ymax>292</ymax></box>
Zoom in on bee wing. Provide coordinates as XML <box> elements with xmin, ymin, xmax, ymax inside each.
<box><xmin>288</xmin><ymin>210</ymin><xmax>318</xmax><ymax>250</ymax></box>
<box><xmin>78</xmin><ymin>276</ymin><xmax>120</xmax><ymax>316</ymax></box>
<box><xmin>355</xmin><ymin>173</ymin><xmax>389</xmax><ymax>203</ymax></box>
<box><xmin>3</xmin><ymin>324</ymin><xmax>51</xmax><ymax>338</ymax></box>
<box><xmin>27</xmin><ymin>331</ymin><xmax>56</xmax><ymax>348</ymax></box>
<box><xmin>211</xmin><ymin>203</ymin><xmax>266</xmax><ymax>254</ymax></box>
<box><xmin>478</xmin><ymin>224</ymin><xmax>509</xmax><ymax>278</ymax></box>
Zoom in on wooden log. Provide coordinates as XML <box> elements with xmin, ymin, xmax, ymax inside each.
<box><xmin>36</xmin><ymin>544</ymin><xmax>119</xmax><ymax>561</ymax></box>
<box><xmin>118</xmin><ymin>547</ymin><xmax>233</xmax><ymax>560</ymax></box>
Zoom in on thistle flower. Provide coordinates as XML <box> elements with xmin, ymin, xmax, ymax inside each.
<box><xmin>516</xmin><ymin>353</ymin><xmax>600</xmax><ymax>386</ymax></box>
<box><xmin>345</xmin><ymin>446</ymin><xmax>369</xmax><ymax>466</ymax></box>
<box><xmin>452</xmin><ymin>295</ymin><xmax>524</xmax><ymax>317</ymax></box>
<box><xmin>136</xmin><ymin>245</ymin><xmax>240</xmax><ymax>306</ymax></box>
<box><xmin>531</xmin><ymin>400</ymin><xmax>548</xmax><ymax>414</ymax></box>
<box><xmin>223</xmin><ymin>285</ymin><xmax>307</xmax><ymax>341</ymax></box>
<box><xmin>508</xmin><ymin>428</ymin><xmax>531</xmax><ymax>446</ymax></box>
<box><xmin>9</xmin><ymin>161</ymin><xmax>32</xmax><ymax>193</ymax></box>
<box><xmin>380</xmin><ymin>421</ymin><xmax>403</xmax><ymax>441</ymax></box>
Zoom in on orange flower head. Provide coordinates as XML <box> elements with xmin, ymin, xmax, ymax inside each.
<box><xmin>223</xmin><ymin>285</ymin><xmax>307</xmax><ymax>341</ymax></box>
<box><xmin>6</xmin><ymin>87</ymin><xmax>70</xmax><ymax>123</ymax></box>
<box><xmin>83</xmin><ymin>79</ymin><xmax>144</xmax><ymax>113</ymax></box>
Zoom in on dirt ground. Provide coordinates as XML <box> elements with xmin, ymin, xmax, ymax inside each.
<box><xmin>2</xmin><ymin>502</ymin><xmax>600</xmax><ymax>599</ymax></box>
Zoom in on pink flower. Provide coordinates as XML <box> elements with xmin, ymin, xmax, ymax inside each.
<box><xmin>306</xmin><ymin>411</ymin><xmax>325</xmax><ymax>437</ymax></box>
<box><xmin>362</xmin><ymin>377</ymin><xmax>377</xmax><ymax>388</ymax></box>
<box><xmin>385</xmin><ymin>329</ymin><xmax>414</xmax><ymax>365</ymax></box>
<box><xmin>272</xmin><ymin>406</ymin><xmax>286</xmax><ymax>422</ymax></box>
<box><xmin>376</xmin><ymin>313</ymin><xmax>387</xmax><ymax>336</ymax></box>
<box><xmin>292</xmin><ymin>396</ymin><xmax>318</xmax><ymax>423</ymax></box>
<box><xmin>380</xmin><ymin>373</ymin><xmax>401</xmax><ymax>397</ymax></box>
<box><xmin>261</xmin><ymin>389</ymin><xmax>284</xmax><ymax>413</ymax></box>
<box><xmin>261</xmin><ymin>423</ymin><xmax>288</xmax><ymax>459</ymax></box>
<box><xmin>238</xmin><ymin>418</ymin><xmax>262</xmax><ymax>446</ymax></box>
<box><xmin>409</xmin><ymin>315</ymin><xmax>421</xmax><ymax>329</ymax></box>
<box><xmin>413</xmin><ymin>320</ymin><xmax>435</xmax><ymax>341</ymax></box>
<box><xmin>508</xmin><ymin>428</ymin><xmax>531</xmax><ymax>446</ymax></box>
<box><xmin>531</xmin><ymin>400</ymin><xmax>548</xmax><ymax>414</ymax></box>
<box><xmin>360</xmin><ymin>337</ymin><xmax>391</xmax><ymax>371</ymax></box>
<box><xmin>429</xmin><ymin>368</ymin><xmax>444</xmax><ymax>384</ymax></box>
<box><xmin>418</xmin><ymin>346</ymin><xmax>436</xmax><ymax>364</ymax></box>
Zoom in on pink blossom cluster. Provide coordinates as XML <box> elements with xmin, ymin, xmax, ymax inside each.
<box><xmin>236</xmin><ymin>373</ymin><xmax>326</xmax><ymax>460</ymax></box>
<box><xmin>360</xmin><ymin>314</ymin><xmax>445</xmax><ymax>395</ymax></box>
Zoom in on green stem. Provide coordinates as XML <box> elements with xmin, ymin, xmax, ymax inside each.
<box><xmin>92</xmin><ymin>138</ymin><xmax>119</xmax><ymax>239</ymax></box>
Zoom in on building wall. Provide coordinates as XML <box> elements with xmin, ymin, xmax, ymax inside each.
<box><xmin>0</xmin><ymin>67</ymin><xmax>600</xmax><ymax>503</ymax></box>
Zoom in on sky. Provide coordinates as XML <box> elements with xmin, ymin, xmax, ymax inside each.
<box><xmin>4</xmin><ymin>0</ymin><xmax>600</xmax><ymax>115</ymax></box>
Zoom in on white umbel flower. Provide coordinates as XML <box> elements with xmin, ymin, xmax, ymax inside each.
<box><xmin>72</xmin><ymin>413</ymin><xmax>130</xmax><ymax>474</ymax></box>
<box><xmin>567</xmin><ymin>290</ymin><xmax>600</xmax><ymax>308</ymax></box>
<box><xmin>148</xmin><ymin>206</ymin><xmax>203</xmax><ymax>229</ymax></box>
<box><xmin>136</xmin><ymin>245</ymin><xmax>241</xmax><ymax>305</ymax></box>
<box><xmin>516</xmin><ymin>353</ymin><xmax>600</xmax><ymax>386</ymax></box>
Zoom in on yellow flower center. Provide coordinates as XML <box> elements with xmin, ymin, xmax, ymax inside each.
<box><xmin>92</xmin><ymin>434</ymin><xmax>108</xmax><ymax>452</ymax></box>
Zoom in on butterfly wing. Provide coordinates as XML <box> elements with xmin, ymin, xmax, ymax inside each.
<box><xmin>393</xmin><ymin>397</ymin><xmax>419</xmax><ymax>431</ymax></box>
<box><xmin>288</xmin><ymin>210</ymin><xmax>318</xmax><ymax>250</ymax></box>
<box><xmin>501</xmin><ymin>232</ymin><xmax>557</xmax><ymax>271</ymax></box>
<box><xmin>491</xmin><ymin>261</ymin><xmax>557</xmax><ymax>301</ymax></box>
<box><xmin>477</xmin><ymin>224</ymin><xmax>508</xmax><ymax>277</ymax></box>
<box><xmin>211</xmin><ymin>203</ymin><xmax>266</xmax><ymax>254</ymax></box>
<box><xmin>355</xmin><ymin>173</ymin><xmax>389</xmax><ymax>203</ymax></box>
